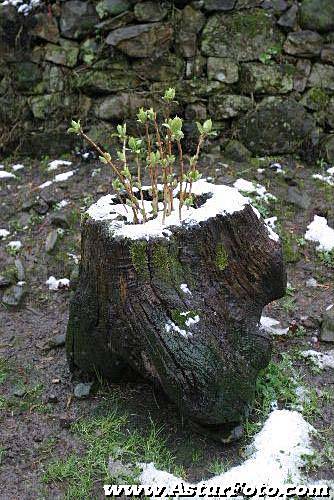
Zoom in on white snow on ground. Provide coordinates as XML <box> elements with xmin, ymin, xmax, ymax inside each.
<box><xmin>47</xmin><ymin>160</ymin><xmax>72</xmax><ymax>172</ymax></box>
<box><xmin>139</xmin><ymin>410</ymin><xmax>316</xmax><ymax>499</ymax></box>
<box><xmin>0</xmin><ymin>170</ymin><xmax>16</xmax><ymax>179</ymax></box>
<box><xmin>0</xmin><ymin>229</ymin><xmax>10</xmax><ymax>239</ymax></box>
<box><xmin>7</xmin><ymin>241</ymin><xmax>22</xmax><ymax>251</ymax></box>
<box><xmin>87</xmin><ymin>180</ymin><xmax>279</xmax><ymax>242</ymax></box>
<box><xmin>264</xmin><ymin>216</ymin><xmax>277</xmax><ymax>229</ymax></box>
<box><xmin>45</xmin><ymin>276</ymin><xmax>70</xmax><ymax>291</ymax></box>
<box><xmin>180</xmin><ymin>283</ymin><xmax>192</xmax><ymax>295</ymax></box>
<box><xmin>312</xmin><ymin>165</ymin><xmax>334</xmax><ymax>186</ymax></box>
<box><xmin>54</xmin><ymin>170</ymin><xmax>75</xmax><ymax>182</ymax></box>
<box><xmin>260</xmin><ymin>316</ymin><xmax>289</xmax><ymax>336</ymax></box>
<box><xmin>1</xmin><ymin>0</ymin><xmax>41</xmax><ymax>15</ymax></box>
<box><xmin>11</xmin><ymin>163</ymin><xmax>24</xmax><ymax>171</ymax></box>
<box><xmin>326</xmin><ymin>304</ymin><xmax>333</xmax><ymax>311</ymax></box>
<box><xmin>233</xmin><ymin>178</ymin><xmax>276</xmax><ymax>202</ymax></box>
<box><xmin>305</xmin><ymin>215</ymin><xmax>334</xmax><ymax>252</ymax></box>
<box><xmin>301</xmin><ymin>350</ymin><xmax>334</xmax><ymax>370</ymax></box>
<box><xmin>38</xmin><ymin>170</ymin><xmax>76</xmax><ymax>189</ymax></box>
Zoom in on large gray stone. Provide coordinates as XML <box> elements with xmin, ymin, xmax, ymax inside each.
<box><xmin>201</xmin><ymin>9</ymin><xmax>283</xmax><ymax>61</ymax></box>
<box><xmin>300</xmin><ymin>0</ymin><xmax>334</xmax><ymax>33</ymax></box>
<box><xmin>293</xmin><ymin>59</ymin><xmax>311</xmax><ymax>92</ymax></box>
<box><xmin>321</xmin><ymin>45</ymin><xmax>334</xmax><ymax>64</ymax></box>
<box><xmin>238</xmin><ymin>98</ymin><xmax>318</xmax><ymax>155</ymax></box>
<box><xmin>2</xmin><ymin>284</ymin><xmax>25</xmax><ymax>307</ymax></box>
<box><xmin>45</xmin><ymin>41</ymin><xmax>79</xmax><ymax>68</ymax></box>
<box><xmin>60</xmin><ymin>1</ymin><xmax>99</xmax><ymax>39</ymax></box>
<box><xmin>94</xmin><ymin>93</ymin><xmax>149</xmax><ymax>120</ymax></box>
<box><xmin>31</xmin><ymin>13</ymin><xmax>59</xmax><ymax>43</ymax></box>
<box><xmin>321</xmin><ymin>135</ymin><xmax>334</xmax><ymax>163</ymax></box>
<box><xmin>284</xmin><ymin>31</ymin><xmax>323</xmax><ymax>57</ymax></box>
<box><xmin>208</xmin><ymin>94</ymin><xmax>253</xmax><ymax>119</ymax></box>
<box><xmin>132</xmin><ymin>54</ymin><xmax>184</xmax><ymax>82</ymax></box>
<box><xmin>320</xmin><ymin>307</ymin><xmax>334</xmax><ymax>342</ymax></box>
<box><xmin>74</xmin><ymin>64</ymin><xmax>140</xmax><ymax>94</ymax></box>
<box><xmin>207</xmin><ymin>57</ymin><xmax>239</xmax><ymax>83</ymax></box>
<box><xmin>96</xmin><ymin>0</ymin><xmax>131</xmax><ymax>19</ymax></box>
<box><xmin>224</xmin><ymin>140</ymin><xmax>252</xmax><ymax>163</ymax></box>
<box><xmin>240</xmin><ymin>63</ymin><xmax>294</xmax><ymax>94</ymax></box>
<box><xmin>106</xmin><ymin>23</ymin><xmax>173</xmax><ymax>57</ymax></box>
<box><xmin>308</xmin><ymin>63</ymin><xmax>334</xmax><ymax>91</ymax></box>
<box><xmin>278</xmin><ymin>4</ymin><xmax>298</xmax><ymax>29</ymax></box>
<box><xmin>203</xmin><ymin>0</ymin><xmax>236</xmax><ymax>10</ymax></box>
<box><xmin>133</xmin><ymin>2</ymin><xmax>167</xmax><ymax>22</ymax></box>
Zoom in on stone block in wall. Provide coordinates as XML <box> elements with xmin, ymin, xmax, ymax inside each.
<box><xmin>308</xmin><ymin>63</ymin><xmax>334</xmax><ymax>91</ymax></box>
<box><xmin>133</xmin><ymin>2</ymin><xmax>167</xmax><ymax>22</ymax></box>
<box><xmin>95</xmin><ymin>11</ymin><xmax>134</xmax><ymax>33</ymax></box>
<box><xmin>201</xmin><ymin>9</ymin><xmax>284</xmax><ymax>62</ymax></box>
<box><xmin>185</xmin><ymin>55</ymin><xmax>206</xmax><ymax>79</ymax></box>
<box><xmin>45</xmin><ymin>41</ymin><xmax>79</xmax><ymax>68</ymax></box>
<box><xmin>11</xmin><ymin>62</ymin><xmax>42</xmax><ymax>93</ymax></box>
<box><xmin>321</xmin><ymin>45</ymin><xmax>334</xmax><ymax>64</ymax></box>
<box><xmin>29</xmin><ymin>93</ymin><xmax>80</xmax><ymax>120</ymax></box>
<box><xmin>106</xmin><ymin>23</ymin><xmax>173</xmax><ymax>57</ymax></box>
<box><xmin>96</xmin><ymin>0</ymin><xmax>131</xmax><ymax>19</ymax></box>
<box><xmin>293</xmin><ymin>59</ymin><xmax>311</xmax><ymax>93</ymax></box>
<box><xmin>203</xmin><ymin>0</ymin><xmax>237</xmax><ymax>11</ymax></box>
<box><xmin>74</xmin><ymin>62</ymin><xmax>140</xmax><ymax>94</ymax></box>
<box><xmin>132</xmin><ymin>54</ymin><xmax>185</xmax><ymax>82</ymax></box>
<box><xmin>185</xmin><ymin>103</ymin><xmax>207</xmax><ymax>120</ymax></box>
<box><xmin>31</xmin><ymin>13</ymin><xmax>59</xmax><ymax>43</ymax></box>
<box><xmin>208</xmin><ymin>94</ymin><xmax>253</xmax><ymax>119</ymax></box>
<box><xmin>283</xmin><ymin>31</ymin><xmax>323</xmax><ymax>58</ymax></box>
<box><xmin>277</xmin><ymin>4</ymin><xmax>298</xmax><ymax>29</ymax></box>
<box><xmin>180</xmin><ymin>5</ymin><xmax>206</xmax><ymax>33</ymax></box>
<box><xmin>94</xmin><ymin>92</ymin><xmax>150</xmax><ymax>121</ymax></box>
<box><xmin>239</xmin><ymin>62</ymin><xmax>294</xmax><ymax>94</ymax></box>
<box><xmin>300</xmin><ymin>87</ymin><xmax>329</xmax><ymax>112</ymax></box>
<box><xmin>300</xmin><ymin>0</ymin><xmax>334</xmax><ymax>33</ymax></box>
<box><xmin>327</xmin><ymin>98</ymin><xmax>334</xmax><ymax>129</ymax></box>
<box><xmin>207</xmin><ymin>57</ymin><xmax>239</xmax><ymax>83</ymax></box>
<box><xmin>238</xmin><ymin>97</ymin><xmax>318</xmax><ymax>155</ymax></box>
<box><xmin>60</xmin><ymin>1</ymin><xmax>99</xmax><ymax>40</ymax></box>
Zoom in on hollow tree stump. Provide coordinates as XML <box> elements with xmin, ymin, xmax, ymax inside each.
<box><xmin>66</xmin><ymin>181</ymin><xmax>286</xmax><ymax>429</ymax></box>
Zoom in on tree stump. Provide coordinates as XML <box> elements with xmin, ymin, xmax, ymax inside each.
<box><xmin>66</xmin><ymin>181</ymin><xmax>286</xmax><ymax>430</ymax></box>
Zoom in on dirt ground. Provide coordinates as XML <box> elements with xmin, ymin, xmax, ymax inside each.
<box><xmin>0</xmin><ymin>151</ymin><xmax>333</xmax><ymax>499</ymax></box>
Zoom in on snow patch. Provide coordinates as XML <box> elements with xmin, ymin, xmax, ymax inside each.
<box><xmin>0</xmin><ymin>170</ymin><xmax>16</xmax><ymax>180</ymax></box>
<box><xmin>326</xmin><ymin>304</ymin><xmax>333</xmax><ymax>311</ymax></box>
<box><xmin>38</xmin><ymin>180</ymin><xmax>53</xmax><ymax>190</ymax></box>
<box><xmin>46</xmin><ymin>276</ymin><xmax>70</xmax><ymax>291</ymax></box>
<box><xmin>233</xmin><ymin>178</ymin><xmax>276</xmax><ymax>202</ymax></box>
<box><xmin>54</xmin><ymin>170</ymin><xmax>75</xmax><ymax>182</ymax></box>
<box><xmin>305</xmin><ymin>215</ymin><xmax>334</xmax><ymax>252</ymax></box>
<box><xmin>7</xmin><ymin>241</ymin><xmax>22</xmax><ymax>251</ymax></box>
<box><xmin>48</xmin><ymin>160</ymin><xmax>72</xmax><ymax>172</ymax></box>
<box><xmin>312</xmin><ymin>166</ymin><xmax>334</xmax><ymax>186</ymax></box>
<box><xmin>139</xmin><ymin>410</ymin><xmax>314</xmax><ymax>498</ymax></box>
<box><xmin>87</xmin><ymin>180</ymin><xmax>271</xmax><ymax>241</ymax></box>
<box><xmin>1</xmin><ymin>0</ymin><xmax>41</xmax><ymax>15</ymax></box>
<box><xmin>180</xmin><ymin>283</ymin><xmax>192</xmax><ymax>295</ymax></box>
<box><xmin>11</xmin><ymin>163</ymin><xmax>24</xmax><ymax>171</ymax></box>
<box><xmin>260</xmin><ymin>316</ymin><xmax>289</xmax><ymax>336</ymax></box>
<box><xmin>301</xmin><ymin>350</ymin><xmax>334</xmax><ymax>370</ymax></box>
<box><xmin>0</xmin><ymin>229</ymin><xmax>10</xmax><ymax>239</ymax></box>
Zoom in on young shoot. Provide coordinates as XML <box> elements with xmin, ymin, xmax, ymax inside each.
<box><xmin>68</xmin><ymin>89</ymin><xmax>215</xmax><ymax>224</ymax></box>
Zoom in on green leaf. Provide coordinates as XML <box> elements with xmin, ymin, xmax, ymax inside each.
<box><xmin>163</xmin><ymin>87</ymin><xmax>176</xmax><ymax>102</ymax></box>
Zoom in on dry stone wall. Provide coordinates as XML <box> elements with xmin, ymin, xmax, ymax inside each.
<box><xmin>1</xmin><ymin>0</ymin><xmax>334</xmax><ymax>160</ymax></box>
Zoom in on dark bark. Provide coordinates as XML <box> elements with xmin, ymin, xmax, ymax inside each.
<box><xmin>66</xmin><ymin>203</ymin><xmax>286</xmax><ymax>427</ymax></box>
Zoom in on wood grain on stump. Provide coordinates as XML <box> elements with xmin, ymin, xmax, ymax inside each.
<box><xmin>66</xmin><ymin>189</ymin><xmax>286</xmax><ymax>429</ymax></box>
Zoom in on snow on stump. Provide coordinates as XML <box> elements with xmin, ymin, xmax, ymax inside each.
<box><xmin>66</xmin><ymin>181</ymin><xmax>286</xmax><ymax>431</ymax></box>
